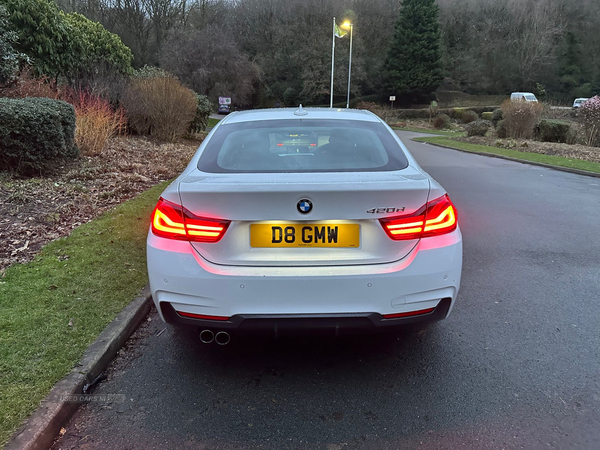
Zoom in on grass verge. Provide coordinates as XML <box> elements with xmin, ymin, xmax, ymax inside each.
<box><xmin>208</xmin><ymin>117</ymin><xmax>221</xmax><ymax>128</ymax></box>
<box><xmin>414</xmin><ymin>137</ymin><xmax>600</xmax><ymax>174</ymax></box>
<box><xmin>393</xmin><ymin>127</ymin><xmax>465</xmax><ymax>137</ymax></box>
<box><xmin>0</xmin><ymin>181</ymin><xmax>169</xmax><ymax>446</ymax></box>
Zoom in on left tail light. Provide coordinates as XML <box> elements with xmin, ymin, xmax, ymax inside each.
<box><xmin>151</xmin><ymin>197</ymin><xmax>230</xmax><ymax>243</ymax></box>
<box><xmin>380</xmin><ymin>194</ymin><xmax>457</xmax><ymax>241</ymax></box>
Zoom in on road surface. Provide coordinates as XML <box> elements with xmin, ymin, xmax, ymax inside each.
<box><xmin>52</xmin><ymin>131</ymin><xmax>600</xmax><ymax>449</ymax></box>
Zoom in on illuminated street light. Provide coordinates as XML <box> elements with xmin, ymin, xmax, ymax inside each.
<box><xmin>342</xmin><ymin>21</ymin><xmax>353</xmax><ymax>109</ymax></box>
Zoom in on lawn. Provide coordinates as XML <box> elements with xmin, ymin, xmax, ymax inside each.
<box><xmin>0</xmin><ymin>181</ymin><xmax>168</xmax><ymax>446</ymax></box>
<box><xmin>208</xmin><ymin>117</ymin><xmax>221</xmax><ymax>128</ymax></box>
<box><xmin>415</xmin><ymin>137</ymin><xmax>600</xmax><ymax>174</ymax></box>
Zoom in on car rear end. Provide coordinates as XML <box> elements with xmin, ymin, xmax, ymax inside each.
<box><xmin>147</xmin><ymin>108</ymin><xmax>462</xmax><ymax>337</ymax></box>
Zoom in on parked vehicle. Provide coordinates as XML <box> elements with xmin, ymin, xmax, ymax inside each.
<box><xmin>573</xmin><ymin>98</ymin><xmax>589</xmax><ymax>108</ymax></box>
<box><xmin>147</xmin><ymin>107</ymin><xmax>463</xmax><ymax>340</ymax></box>
<box><xmin>511</xmin><ymin>92</ymin><xmax>538</xmax><ymax>102</ymax></box>
<box><xmin>218</xmin><ymin>104</ymin><xmax>230</xmax><ymax>114</ymax></box>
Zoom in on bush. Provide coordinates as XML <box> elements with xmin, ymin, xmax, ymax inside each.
<box><xmin>465</xmin><ymin>120</ymin><xmax>492</xmax><ymax>137</ymax></box>
<box><xmin>189</xmin><ymin>94</ymin><xmax>213</xmax><ymax>133</ymax></box>
<box><xmin>449</xmin><ymin>107</ymin><xmax>483</xmax><ymax>123</ymax></box>
<box><xmin>491</xmin><ymin>108</ymin><xmax>503</xmax><ymax>127</ymax></box>
<box><xmin>123</xmin><ymin>73</ymin><xmax>197</xmax><ymax>142</ymax></box>
<box><xmin>4</xmin><ymin>0</ymin><xmax>83</xmax><ymax>79</ymax></box>
<box><xmin>578</xmin><ymin>96</ymin><xmax>600</xmax><ymax>147</ymax></box>
<box><xmin>565</xmin><ymin>122</ymin><xmax>585</xmax><ymax>145</ymax></box>
<box><xmin>496</xmin><ymin>120</ymin><xmax>507</xmax><ymax>138</ymax></box>
<box><xmin>0</xmin><ymin>67</ymin><xmax>58</xmax><ymax>99</ymax></box>
<box><xmin>135</xmin><ymin>65</ymin><xmax>170</xmax><ymax>79</ymax></box>
<box><xmin>537</xmin><ymin>119</ymin><xmax>572</xmax><ymax>143</ymax></box>
<box><xmin>500</xmin><ymin>99</ymin><xmax>543</xmax><ymax>139</ymax></box>
<box><xmin>22</xmin><ymin>97</ymin><xmax>77</xmax><ymax>156</ymax></box>
<box><xmin>0</xmin><ymin>4</ymin><xmax>27</xmax><ymax>84</ymax></box>
<box><xmin>0</xmin><ymin>97</ymin><xmax>77</xmax><ymax>173</ymax></box>
<box><xmin>65</xmin><ymin>12</ymin><xmax>133</xmax><ymax>77</ymax></box>
<box><xmin>66</xmin><ymin>90</ymin><xmax>126</xmax><ymax>156</ymax></box>
<box><xmin>432</xmin><ymin>113</ymin><xmax>451</xmax><ymax>129</ymax></box>
<box><xmin>5</xmin><ymin>0</ymin><xmax>132</xmax><ymax>81</ymax></box>
<box><xmin>481</xmin><ymin>112</ymin><xmax>493</xmax><ymax>121</ymax></box>
<box><xmin>461</xmin><ymin>110</ymin><xmax>479</xmax><ymax>124</ymax></box>
<box><xmin>448</xmin><ymin>108</ymin><xmax>464</xmax><ymax>120</ymax></box>
<box><xmin>69</xmin><ymin>66</ymin><xmax>129</xmax><ymax>110</ymax></box>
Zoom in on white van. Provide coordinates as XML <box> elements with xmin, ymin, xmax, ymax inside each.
<box><xmin>511</xmin><ymin>92</ymin><xmax>538</xmax><ymax>102</ymax></box>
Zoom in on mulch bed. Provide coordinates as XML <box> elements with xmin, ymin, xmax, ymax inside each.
<box><xmin>454</xmin><ymin>136</ymin><xmax>600</xmax><ymax>164</ymax></box>
<box><xmin>0</xmin><ymin>136</ymin><xmax>201</xmax><ymax>272</ymax></box>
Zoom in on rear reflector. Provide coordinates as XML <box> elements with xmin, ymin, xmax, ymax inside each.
<box><xmin>177</xmin><ymin>311</ymin><xmax>230</xmax><ymax>321</ymax></box>
<box><xmin>380</xmin><ymin>194</ymin><xmax>457</xmax><ymax>240</ymax></box>
<box><xmin>151</xmin><ymin>197</ymin><xmax>230</xmax><ymax>243</ymax></box>
<box><xmin>383</xmin><ymin>307</ymin><xmax>435</xmax><ymax>319</ymax></box>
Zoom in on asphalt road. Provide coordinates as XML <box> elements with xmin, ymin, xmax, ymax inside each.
<box><xmin>52</xmin><ymin>131</ymin><xmax>600</xmax><ymax>449</ymax></box>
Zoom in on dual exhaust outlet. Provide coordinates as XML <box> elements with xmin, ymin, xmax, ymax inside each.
<box><xmin>199</xmin><ymin>329</ymin><xmax>230</xmax><ymax>345</ymax></box>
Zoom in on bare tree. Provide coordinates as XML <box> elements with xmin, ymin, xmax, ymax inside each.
<box><xmin>509</xmin><ymin>0</ymin><xmax>564</xmax><ymax>89</ymax></box>
<box><xmin>159</xmin><ymin>25</ymin><xmax>257</xmax><ymax>105</ymax></box>
<box><xmin>54</xmin><ymin>0</ymin><xmax>600</xmax><ymax>102</ymax></box>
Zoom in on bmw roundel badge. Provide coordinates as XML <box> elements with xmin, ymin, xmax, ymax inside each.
<box><xmin>297</xmin><ymin>199</ymin><xmax>313</xmax><ymax>214</ymax></box>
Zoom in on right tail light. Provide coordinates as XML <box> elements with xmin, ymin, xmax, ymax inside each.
<box><xmin>380</xmin><ymin>194</ymin><xmax>457</xmax><ymax>241</ymax></box>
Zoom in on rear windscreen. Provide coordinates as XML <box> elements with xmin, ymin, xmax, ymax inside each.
<box><xmin>197</xmin><ymin>119</ymin><xmax>409</xmax><ymax>173</ymax></box>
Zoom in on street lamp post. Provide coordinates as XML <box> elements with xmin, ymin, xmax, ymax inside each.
<box><xmin>343</xmin><ymin>21</ymin><xmax>353</xmax><ymax>109</ymax></box>
<box><xmin>330</xmin><ymin>17</ymin><xmax>336</xmax><ymax>108</ymax></box>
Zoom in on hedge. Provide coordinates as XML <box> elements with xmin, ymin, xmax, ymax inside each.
<box><xmin>496</xmin><ymin>119</ymin><xmax>507</xmax><ymax>138</ymax></box>
<box><xmin>460</xmin><ymin>110</ymin><xmax>479</xmax><ymax>124</ymax></box>
<box><xmin>0</xmin><ymin>97</ymin><xmax>77</xmax><ymax>173</ymax></box>
<box><xmin>23</xmin><ymin>97</ymin><xmax>77</xmax><ymax>156</ymax></box>
<box><xmin>465</xmin><ymin>119</ymin><xmax>493</xmax><ymax>137</ymax></box>
<box><xmin>384</xmin><ymin>106</ymin><xmax>496</xmax><ymax>121</ymax></box>
<box><xmin>491</xmin><ymin>108</ymin><xmax>503</xmax><ymax>127</ymax></box>
<box><xmin>537</xmin><ymin>119</ymin><xmax>572</xmax><ymax>143</ymax></box>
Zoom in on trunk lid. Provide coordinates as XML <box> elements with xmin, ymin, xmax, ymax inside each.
<box><xmin>178</xmin><ymin>169</ymin><xmax>430</xmax><ymax>267</ymax></box>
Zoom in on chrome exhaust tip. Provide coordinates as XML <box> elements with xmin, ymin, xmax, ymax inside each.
<box><xmin>199</xmin><ymin>329</ymin><xmax>215</xmax><ymax>344</ymax></box>
<box><xmin>215</xmin><ymin>331</ymin><xmax>231</xmax><ymax>346</ymax></box>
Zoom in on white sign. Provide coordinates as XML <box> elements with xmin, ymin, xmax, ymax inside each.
<box><xmin>389</xmin><ymin>96</ymin><xmax>396</xmax><ymax>101</ymax></box>
<box><xmin>219</xmin><ymin>97</ymin><xmax>232</xmax><ymax>105</ymax></box>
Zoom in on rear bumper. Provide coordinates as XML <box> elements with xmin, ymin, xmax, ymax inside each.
<box><xmin>160</xmin><ymin>298</ymin><xmax>452</xmax><ymax>335</ymax></box>
<box><xmin>147</xmin><ymin>227</ymin><xmax>462</xmax><ymax>333</ymax></box>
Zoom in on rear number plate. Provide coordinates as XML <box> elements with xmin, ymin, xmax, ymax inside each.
<box><xmin>250</xmin><ymin>224</ymin><xmax>360</xmax><ymax>248</ymax></box>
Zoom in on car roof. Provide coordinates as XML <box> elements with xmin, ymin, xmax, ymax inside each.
<box><xmin>219</xmin><ymin>107</ymin><xmax>382</xmax><ymax>124</ymax></box>
<box><xmin>511</xmin><ymin>92</ymin><xmax>535</xmax><ymax>95</ymax></box>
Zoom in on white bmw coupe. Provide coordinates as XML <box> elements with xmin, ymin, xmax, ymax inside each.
<box><xmin>147</xmin><ymin>107</ymin><xmax>462</xmax><ymax>344</ymax></box>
